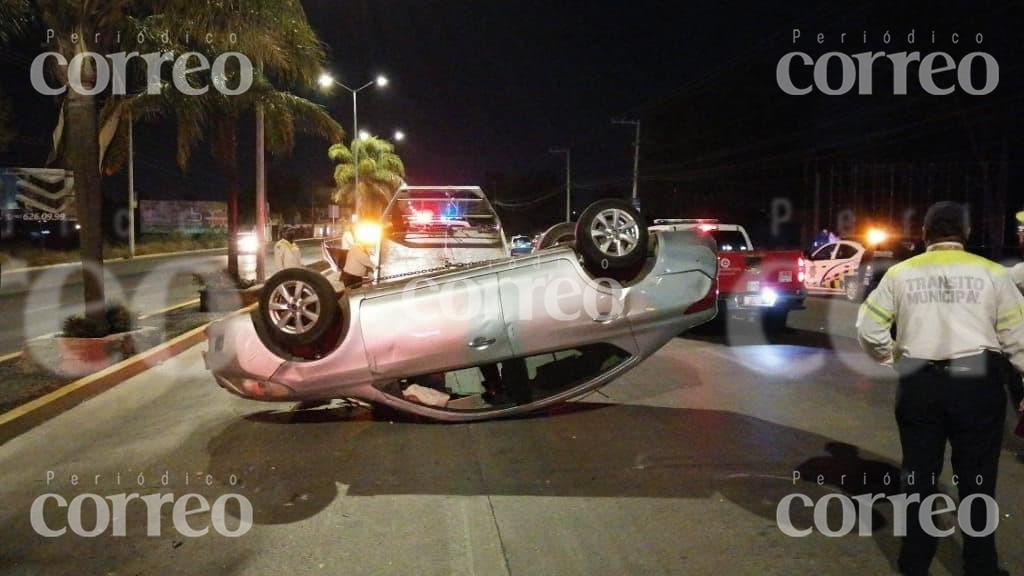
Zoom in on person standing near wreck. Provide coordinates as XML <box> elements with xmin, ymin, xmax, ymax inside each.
<box><xmin>856</xmin><ymin>201</ymin><xmax>1024</xmax><ymax>576</ymax></box>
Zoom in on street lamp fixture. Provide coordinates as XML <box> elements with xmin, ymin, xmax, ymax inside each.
<box><xmin>359</xmin><ymin>128</ymin><xmax>406</xmax><ymax>143</ymax></box>
<box><xmin>318</xmin><ymin>71</ymin><xmax>389</xmax><ymax>215</ymax></box>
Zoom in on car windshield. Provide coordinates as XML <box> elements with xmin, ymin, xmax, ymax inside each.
<box><xmin>707</xmin><ymin>230</ymin><xmax>749</xmax><ymax>252</ymax></box>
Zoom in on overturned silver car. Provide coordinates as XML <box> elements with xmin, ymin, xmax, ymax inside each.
<box><xmin>204</xmin><ymin>195</ymin><xmax>718</xmax><ymax>421</ymax></box>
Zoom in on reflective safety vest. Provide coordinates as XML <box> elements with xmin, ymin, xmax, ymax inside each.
<box><xmin>856</xmin><ymin>243</ymin><xmax>1024</xmax><ymax>373</ymax></box>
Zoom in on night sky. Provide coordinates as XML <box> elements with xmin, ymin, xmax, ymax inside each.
<box><xmin>1</xmin><ymin>0</ymin><xmax>1021</xmax><ymax>243</ymax></box>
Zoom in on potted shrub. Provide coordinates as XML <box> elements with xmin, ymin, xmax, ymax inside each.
<box><xmin>21</xmin><ymin>303</ymin><xmax>159</xmax><ymax>377</ymax></box>
<box><xmin>193</xmin><ymin>270</ymin><xmax>260</xmax><ymax>312</ymax></box>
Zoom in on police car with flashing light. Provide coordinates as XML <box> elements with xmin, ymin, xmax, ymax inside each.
<box><xmin>804</xmin><ymin>229</ymin><xmax>922</xmax><ymax>301</ymax></box>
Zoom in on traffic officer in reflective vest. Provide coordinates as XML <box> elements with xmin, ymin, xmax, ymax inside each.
<box><xmin>857</xmin><ymin>201</ymin><xmax>1024</xmax><ymax>576</ymax></box>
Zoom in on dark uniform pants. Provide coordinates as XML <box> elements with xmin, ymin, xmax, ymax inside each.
<box><xmin>895</xmin><ymin>352</ymin><xmax>1007</xmax><ymax>576</ymax></box>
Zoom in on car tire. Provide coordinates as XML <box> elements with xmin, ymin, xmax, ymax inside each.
<box><xmin>536</xmin><ymin>222</ymin><xmax>576</xmax><ymax>250</ymax></box>
<box><xmin>843</xmin><ymin>274</ymin><xmax>863</xmax><ymax>302</ymax></box>
<box><xmin>575</xmin><ymin>199</ymin><xmax>648</xmax><ymax>278</ymax></box>
<box><xmin>258</xmin><ymin>268</ymin><xmax>340</xmax><ymax>347</ymax></box>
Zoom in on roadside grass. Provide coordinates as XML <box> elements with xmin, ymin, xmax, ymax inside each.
<box><xmin>0</xmin><ymin>233</ymin><xmax>228</xmax><ymax>268</ymax></box>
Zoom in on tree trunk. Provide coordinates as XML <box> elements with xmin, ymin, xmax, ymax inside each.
<box><xmin>214</xmin><ymin>119</ymin><xmax>241</xmax><ymax>278</ymax></box>
<box><xmin>66</xmin><ymin>84</ymin><xmax>105</xmax><ymax>324</ymax></box>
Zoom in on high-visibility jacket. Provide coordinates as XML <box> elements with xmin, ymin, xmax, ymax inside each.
<box><xmin>274</xmin><ymin>239</ymin><xmax>303</xmax><ymax>270</ymax></box>
<box><xmin>856</xmin><ymin>242</ymin><xmax>1024</xmax><ymax>372</ymax></box>
<box><xmin>1009</xmin><ymin>262</ymin><xmax>1024</xmax><ymax>292</ymax></box>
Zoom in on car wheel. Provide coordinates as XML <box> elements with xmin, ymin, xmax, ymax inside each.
<box><xmin>536</xmin><ymin>222</ymin><xmax>576</xmax><ymax>250</ymax></box>
<box><xmin>844</xmin><ymin>275</ymin><xmax>863</xmax><ymax>302</ymax></box>
<box><xmin>575</xmin><ymin>199</ymin><xmax>648</xmax><ymax>278</ymax></box>
<box><xmin>259</xmin><ymin>268</ymin><xmax>340</xmax><ymax>347</ymax></box>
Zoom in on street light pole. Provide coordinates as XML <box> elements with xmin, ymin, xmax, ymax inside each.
<box><xmin>127</xmin><ymin>107</ymin><xmax>135</xmax><ymax>259</ymax></box>
<box><xmin>612</xmin><ymin>118</ymin><xmax>641</xmax><ymax>204</ymax></box>
<box><xmin>351</xmin><ymin>90</ymin><xmax>359</xmax><ymax>213</ymax></box>
<box><xmin>318</xmin><ymin>73</ymin><xmax>387</xmax><ymax>218</ymax></box>
<box><xmin>550</xmin><ymin>148</ymin><xmax>571</xmax><ymax>222</ymax></box>
<box><xmin>256</xmin><ymin>102</ymin><xmax>267</xmax><ymax>283</ymax></box>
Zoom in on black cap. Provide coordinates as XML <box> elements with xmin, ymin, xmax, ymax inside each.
<box><xmin>922</xmin><ymin>201</ymin><xmax>969</xmax><ymax>243</ymax></box>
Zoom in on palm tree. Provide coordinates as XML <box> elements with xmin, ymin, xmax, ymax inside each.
<box><xmin>0</xmin><ymin>0</ymin><xmax>133</xmax><ymax>325</ymax></box>
<box><xmin>4</xmin><ymin>1</ymin><xmax>336</xmax><ymax>301</ymax></box>
<box><xmin>155</xmin><ymin>0</ymin><xmax>337</xmax><ymax>278</ymax></box>
<box><xmin>102</xmin><ymin>82</ymin><xmax>341</xmax><ymax>278</ymax></box>
<box><xmin>98</xmin><ymin>0</ymin><xmax>341</xmax><ymax>279</ymax></box>
<box><xmin>328</xmin><ymin>136</ymin><xmax>406</xmax><ymax>219</ymax></box>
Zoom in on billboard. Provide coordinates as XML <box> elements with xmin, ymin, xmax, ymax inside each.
<box><xmin>0</xmin><ymin>167</ymin><xmax>75</xmax><ymax>222</ymax></box>
<box><xmin>140</xmin><ymin>200</ymin><xmax>229</xmax><ymax>234</ymax></box>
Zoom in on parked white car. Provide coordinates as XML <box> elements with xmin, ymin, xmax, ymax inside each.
<box><xmin>804</xmin><ymin>230</ymin><xmax>921</xmax><ymax>301</ymax></box>
<box><xmin>803</xmin><ymin>239</ymin><xmax>865</xmax><ymax>296</ymax></box>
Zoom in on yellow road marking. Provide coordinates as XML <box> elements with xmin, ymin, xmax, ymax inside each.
<box><xmin>0</xmin><ymin>324</ymin><xmax>208</xmax><ymax>428</ymax></box>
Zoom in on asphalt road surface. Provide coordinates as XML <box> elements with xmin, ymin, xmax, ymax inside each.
<box><xmin>2</xmin><ymin>298</ymin><xmax>1023</xmax><ymax>575</ymax></box>
<box><xmin>0</xmin><ymin>243</ymin><xmax>324</xmax><ymax>356</ymax></box>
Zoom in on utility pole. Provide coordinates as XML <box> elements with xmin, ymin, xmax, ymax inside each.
<box><xmin>550</xmin><ymin>148</ymin><xmax>571</xmax><ymax>222</ymax></box>
<box><xmin>612</xmin><ymin>119</ymin><xmax>640</xmax><ymax>207</ymax></box>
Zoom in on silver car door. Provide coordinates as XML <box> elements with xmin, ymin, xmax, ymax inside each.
<box><xmin>497</xmin><ymin>254</ymin><xmax>635</xmax><ymax>359</ymax></box>
<box><xmin>359</xmin><ymin>270</ymin><xmax>513</xmax><ymax>377</ymax></box>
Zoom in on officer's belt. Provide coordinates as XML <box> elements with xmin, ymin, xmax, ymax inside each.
<box><xmin>895</xmin><ymin>351</ymin><xmax>999</xmax><ymax>376</ymax></box>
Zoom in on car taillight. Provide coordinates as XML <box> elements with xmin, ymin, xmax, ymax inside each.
<box><xmin>685</xmin><ymin>277</ymin><xmax>718</xmax><ymax>314</ymax></box>
<box><xmin>797</xmin><ymin>257</ymin><xmax>806</xmax><ymax>283</ymax></box>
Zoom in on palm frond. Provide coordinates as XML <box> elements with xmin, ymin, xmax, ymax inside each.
<box><xmin>0</xmin><ymin>0</ymin><xmax>33</xmax><ymax>44</ymax></box>
<box><xmin>174</xmin><ymin>97</ymin><xmax>210</xmax><ymax>170</ymax></box>
<box><xmin>149</xmin><ymin>0</ymin><xmax>325</xmax><ymax>86</ymax></box>
<box><xmin>328</xmin><ymin>142</ymin><xmax>353</xmax><ymax>163</ymax></box>
<box><xmin>262</xmin><ymin>91</ymin><xmax>342</xmax><ymax>156</ymax></box>
<box><xmin>333</xmin><ymin>163</ymin><xmax>356</xmax><ymax>187</ymax></box>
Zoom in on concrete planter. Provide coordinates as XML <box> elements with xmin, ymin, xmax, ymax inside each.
<box><xmin>20</xmin><ymin>327</ymin><xmax>161</xmax><ymax>378</ymax></box>
<box><xmin>198</xmin><ymin>286</ymin><xmax>261</xmax><ymax>313</ymax></box>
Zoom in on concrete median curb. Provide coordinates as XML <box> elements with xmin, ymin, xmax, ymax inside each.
<box><xmin>0</xmin><ymin>265</ymin><xmax>334</xmax><ymax>444</ymax></box>
<box><xmin>0</xmin><ymin>304</ymin><xmax>256</xmax><ymax>445</ymax></box>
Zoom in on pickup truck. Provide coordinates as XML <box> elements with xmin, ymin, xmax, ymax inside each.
<box><xmin>649</xmin><ymin>219</ymin><xmax>806</xmax><ymax>331</ymax></box>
